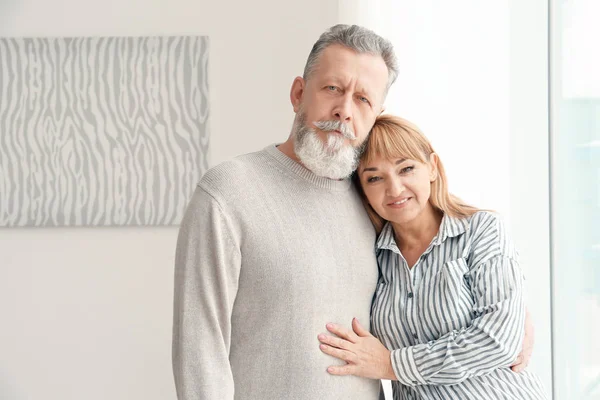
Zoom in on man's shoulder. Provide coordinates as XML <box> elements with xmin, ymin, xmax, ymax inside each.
<box><xmin>198</xmin><ymin>148</ymin><xmax>275</xmax><ymax>195</ymax></box>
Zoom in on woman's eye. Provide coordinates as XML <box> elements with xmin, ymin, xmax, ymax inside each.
<box><xmin>400</xmin><ymin>166</ymin><xmax>414</xmax><ymax>174</ymax></box>
<box><xmin>366</xmin><ymin>176</ymin><xmax>381</xmax><ymax>183</ymax></box>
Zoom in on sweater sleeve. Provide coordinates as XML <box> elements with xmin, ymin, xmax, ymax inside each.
<box><xmin>391</xmin><ymin>214</ymin><xmax>525</xmax><ymax>386</ymax></box>
<box><xmin>172</xmin><ymin>185</ymin><xmax>241</xmax><ymax>399</ymax></box>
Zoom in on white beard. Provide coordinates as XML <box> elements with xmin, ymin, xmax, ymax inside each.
<box><xmin>293</xmin><ymin>112</ymin><xmax>362</xmax><ymax>180</ymax></box>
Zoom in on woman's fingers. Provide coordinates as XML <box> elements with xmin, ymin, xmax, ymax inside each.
<box><xmin>318</xmin><ymin>334</ymin><xmax>351</xmax><ymax>350</ymax></box>
<box><xmin>326</xmin><ymin>323</ymin><xmax>359</xmax><ymax>343</ymax></box>
<box><xmin>319</xmin><ymin>343</ymin><xmax>356</xmax><ymax>363</ymax></box>
<box><xmin>318</xmin><ymin>322</ymin><xmax>395</xmax><ymax>380</ymax></box>
<box><xmin>352</xmin><ymin>318</ymin><xmax>372</xmax><ymax>337</ymax></box>
<box><xmin>326</xmin><ymin>364</ymin><xmax>356</xmax><ymax>376</ymax></box>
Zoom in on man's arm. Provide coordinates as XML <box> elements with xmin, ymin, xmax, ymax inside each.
<box><xmin>172</xmin><ymin>185</ymin><xmax>241</xmax><ymax>399</ymax></box>
<box><xmin>511</xmin><ymin>307</ymin><xmax>535</xmax><ymax>372</ymax></box>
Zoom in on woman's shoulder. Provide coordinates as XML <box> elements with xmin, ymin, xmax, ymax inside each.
<box><xmin>467</xmin><ymin>210</ymin><xmax>503</xmax><ymax>231</ymax></box>
<box><xmin>465</xmin><ymin>210</ymin><xmax>518</xmax><ymax>261</ymax></box>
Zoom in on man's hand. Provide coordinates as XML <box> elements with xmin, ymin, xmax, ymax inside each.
<box><xmin>511</xmin><ymin>308</ymin><xmax>534</xmax><ymax>373</ymax></box>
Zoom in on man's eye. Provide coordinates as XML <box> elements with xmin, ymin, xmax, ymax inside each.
<box><xmin>327</xmin><ymin>86</ymin><xmax>337</xmax><ymax>91</ymax></box>
<box><xmin>359</xmin><ymin>96</ymin><xmax>370</xmax><ymax>104</ymax></box>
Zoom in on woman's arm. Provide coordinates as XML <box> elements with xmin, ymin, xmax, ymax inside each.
<box><xmin>318</xmin><ymin>213</ymin><xmax>527</xmax><ymax>386</ymax></box>
<box><xmin>388</xmin><ymin>254</ymin><xmax>525</xmax><ymax>386</ymax></box>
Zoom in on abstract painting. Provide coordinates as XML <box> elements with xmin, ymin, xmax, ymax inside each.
<box><xmin>0</xmin><ymin>36</ymin><xmax>209</xmax><ymax>227</ymax></box>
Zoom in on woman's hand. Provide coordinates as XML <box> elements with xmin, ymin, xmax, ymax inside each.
<box><xmin>318</xmin><ymin>318</ymin><xmax>396</xmax><ymax>380</ymax></box>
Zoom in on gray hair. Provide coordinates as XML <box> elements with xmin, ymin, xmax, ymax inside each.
<box><xmin>303</xmin><ymin>24</ymin><xmax>398</xmax><ymax>93</ymax></box>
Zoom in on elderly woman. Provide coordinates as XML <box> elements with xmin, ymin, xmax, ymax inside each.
<box><xmin>318</xmin><ymin>115</ymin><xmax>548</xmax><ymax>399</ymax></box>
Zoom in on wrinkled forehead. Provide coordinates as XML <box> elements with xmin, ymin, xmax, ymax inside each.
<box><xmin>312</xmin><ymin>45</ymin><xmax>389</xmax><ymax>100</ymax></box>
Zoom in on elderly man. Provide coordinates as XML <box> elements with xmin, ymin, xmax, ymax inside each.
<box><xmin>172</xmin><ymin>24</ymin><xmax>532</xmax><ymax>400</ymax></box>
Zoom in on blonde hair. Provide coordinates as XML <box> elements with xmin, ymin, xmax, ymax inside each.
<box><xmin>353</xmin><ymin>114</ymin><xmax>479</xmax><ymax>233</ymax></box>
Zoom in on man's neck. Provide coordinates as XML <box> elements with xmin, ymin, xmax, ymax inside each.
<box><xmin>276</xmin><ymin>138</ymin><xmax>301</xmax><ymax>164</ymax></box>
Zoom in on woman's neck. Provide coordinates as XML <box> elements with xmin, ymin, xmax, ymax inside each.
<box><xmin>391</xmin><ymin>205</ymin><xmax>443</xmax><ymax>252</ymax></box>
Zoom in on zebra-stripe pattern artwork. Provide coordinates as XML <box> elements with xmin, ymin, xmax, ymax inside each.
<box><xmin>0</xmin><ymin>36</ymin><xmax>209</xmax><ymax>227</ymax></box>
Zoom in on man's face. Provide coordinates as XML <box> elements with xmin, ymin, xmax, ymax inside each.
<box><xmin>295</xmin><ymin>44</ymin><xmax>389</xmax><ymax>147</ymax></box>
<box><xmin>290</xmin><ymin>44</ymin><xmax>389</xmax><ymax>179</ymax></box>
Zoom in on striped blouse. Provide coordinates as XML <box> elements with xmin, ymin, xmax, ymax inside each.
<box><xmin>371</xmin><ymin>211</ymin><xmax>547</xmax><ymax>399</ymax></box>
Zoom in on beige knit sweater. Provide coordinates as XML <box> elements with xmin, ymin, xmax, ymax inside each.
<box><xmin>172</xmin><ymin>145</ymin><xmax>381</xmax><ymax>399</ymax></box>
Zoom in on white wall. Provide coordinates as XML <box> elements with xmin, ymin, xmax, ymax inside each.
<box><xmin>370</xmin><ymin>0</ymin><xmax>512</xmax><ymax>216</ymax></box>
<box><xmin>1</xmin><ymin>1</ymin><xmax>554</xmax><ymax>399</ymax></box>
<box><xmin>0</xmin><ymin>1</ymin><xmax>337</xmax><ymax>399</ymax></box>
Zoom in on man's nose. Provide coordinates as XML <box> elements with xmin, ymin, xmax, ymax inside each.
<box><xmin>333</xmin><ymin>94</ymin><xmax>353</xmax><ymax>123</ymax></box>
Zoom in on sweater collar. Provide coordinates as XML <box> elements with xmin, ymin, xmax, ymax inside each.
<box><xmin>264</xmin><ymin>144</ymin><xmax>352</xmax><ymax>192</ymax></box>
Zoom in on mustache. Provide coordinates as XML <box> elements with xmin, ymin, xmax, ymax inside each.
<box><xmin>313</xmin><ymin>120</ymin><xmax>356</xmax><ymax>140</ymax></box>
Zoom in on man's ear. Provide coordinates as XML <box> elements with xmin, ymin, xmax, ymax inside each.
<box><xmin>290</xmin><ymin>77</ymin><xmax>305</xmax><ymax>113</ymax></box>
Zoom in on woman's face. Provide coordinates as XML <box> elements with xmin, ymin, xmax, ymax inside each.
<box><xmin>358</xmin><ymin>154</ymin><xmax>437</xmax><ymax>226</ymax></box>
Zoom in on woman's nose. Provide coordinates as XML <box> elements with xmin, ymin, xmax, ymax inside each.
<box><xmin>385</xmin><ymin>178</ymin><xmax>404</xmax><ymax>197</ymax></box>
